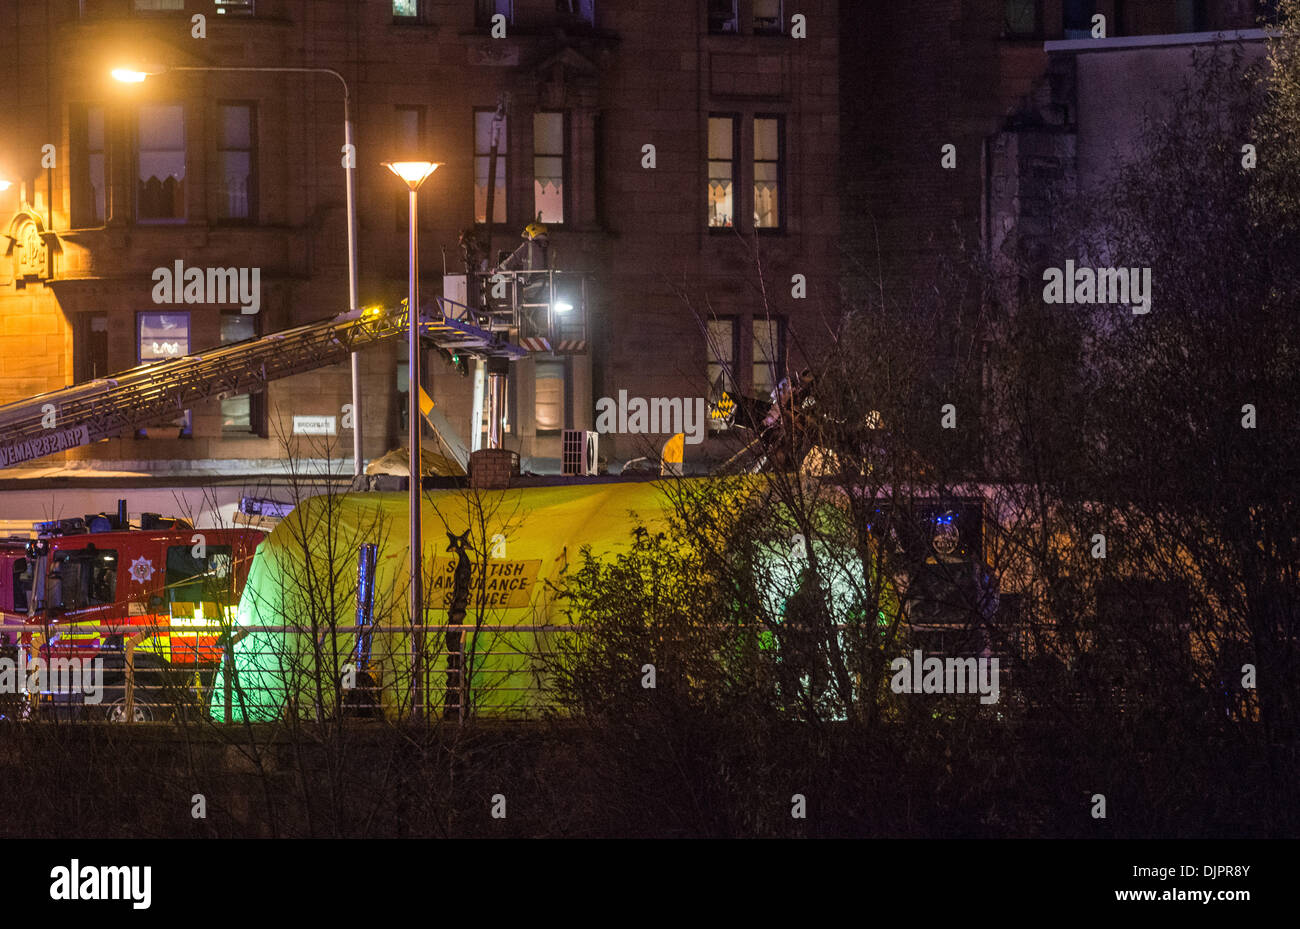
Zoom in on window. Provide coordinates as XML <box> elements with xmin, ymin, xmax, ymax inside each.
<box><xmin>707</xmin><ymin>115</ymin><xmax>737</xmax><ymax>229</ymax></box>
<box><xmin>754</xmin><ymin>0</ymin><xmax>782</xmax><ymax>34</ymax></box>
<box><xmin>139</xmin><ymin>312</ymin><xmax>190</xmax><ymax>361</ymax></box>
<box><xmin>753</xmin><ymin>116</ymin><xmax>782</xmax><ymax>230</ymax></box>
<box><xmin>71</xmin><ymin>105</ymin><xmax>107</xmax><ymax>227</ymax></box>
<box><xmin>1175</xmin><ymin>0</ymin><xmax>1207</xmax><ymax>32</ymax></box>
<box><xmin>708</xmin><ymin>0</ymin><xmax>738</xmax><ymax>33</ymax></box>
<box><xmin>221</xmin><ymin>311</ymin><xmax>263</xmax><ymax>435</ymax></box>
<box><xmin>215</xmin><ymin>0</ymin><xmax>255</xmax><ymax>13</ymax></box>
<box><xmin>136</xmin><ymin>104</ymin><xmax>186</xmax><ymax>222</ymax></box>
<box><xmin>533</xmin><ymin>112</ymin><xmax>565</xmax><ymax>224</ymax></box>
<box><xmin>706</xmin><ymin>317</ymin><xmax>737</xmax><ymax>429</ymax></box>
<box><xmin>11</xmin><ymin>558</ymin><xmax>29</xmax><ymax>613</ymax></box>
<box><xmin>556</xmin><ymin>0</ymin><xmax>594</xmax><ymax>24</ymax></box>
<box><xmin>752</xmin><ymin>316</ymin><xmax>784</xmax><ymax>398</ymax></box>
<box><xmin>74</xmin><ymin>313</ymin><xmax>109</xmax><ymax>384</ymax></box>
<box><xmin>475</xmin><ymin>109</ymin><xmax>508</xmax><ymax>225</ymax></box>
<box><xmin>1004</xmin><ymin>0</ymin><xmax>1039</xmax><ymax>36</ymax></box>
<box><xmin>217</xmin><ymin>103</ymin><xmax>255</xmax><ymax>221</ymax></box>
<box><xmin>134</xmin><ymin>0</ymin><xmax>184</xmax><ymax>11</ymax></box>
<box><xmin>393</xmin><ymin>0</ymin><xmax>418</xmax><ymax>19</ymax></box>
<box><xmin>50</xmin><ymin>549</ymin><xmax>118</xmax><ymax>612</ymax></box>
<box><xmin>395</xmin><ymin>106</ymin><xmax>425</xmax><ymax>228</ymax></box>
<box><xmin>534</xmin><ymin>358</ymin><xmax>565</xmax><ymax>434</ymax></box>
<box><xmin>166</xmin><ymin>545</ymin><xmax>234</xmax><ymax>604</ymax></box>
<box><xmin>475</xmin><ymin>0</ymin><xmax>512</xmax><ymax>27</ymax></box>
<box><xmin>1063</xmin><ymin>0</ymin><xmax>1095</xmax><ymax>38</ymax></box>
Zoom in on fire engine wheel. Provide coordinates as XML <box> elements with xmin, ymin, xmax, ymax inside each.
<box><xmin>104</xmin><ymin>699</ymin><xmax>154</xmax><ymax>723</ymax></box>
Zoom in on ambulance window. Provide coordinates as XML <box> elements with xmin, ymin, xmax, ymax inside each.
<box><xmin>166</xmin><ymin>545</ymin><xmax>233</xmax><ymax>603</ymax></box>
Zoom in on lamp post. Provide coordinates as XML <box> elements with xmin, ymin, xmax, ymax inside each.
<box><xmin>112</xmin><ymin>65</ymin><xmax>365</xmax><ymax>479</ymax></box>
<box><xmin>385</xmin><ymin>160</ymin><xmax>440</xmax><ymax>722</ymax></box>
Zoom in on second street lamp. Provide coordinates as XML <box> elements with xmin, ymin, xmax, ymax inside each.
<box><xmin>385</xmin><ymin>159</ymin><xmax>441</xmax><ymax>722</ymax></box>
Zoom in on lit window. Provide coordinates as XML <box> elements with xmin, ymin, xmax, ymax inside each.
<box><xmin>136</xmin><ymin>104</ymin><xmax>186</xmax><ymax>222</ymax></box>
<box><xmin>393</xmin><ymin>0</ymin><xmax>418</xmax><ymax>18</ymax></box>
<box><xmin>754</xmin><ymin>0</ymin><xmax>781</xmax><ymax>34</ymax></box>
<box><xmin>534</xmin><ymin>358</ymin><xmax>565</xmax><ymax>434</ymax></box>
<box><xmin>752</xmin><ymin>317</ymin><xmax>784</xmax><ymax>399</ymax></box>
<box><xmin>71</xmin><ymin>105</ymin><xmax>106</xmax><ymax>227</ymax></box>
<box><xmin>708</xmin><ymin>0</ymin><xmax>738</xmax><ymax>34</ymax></box>
<box><xmin>475</xmin><ymin>109</ymin><xmax>508</xmax><ymax>224</ymax></box>
<box><xmin>753</xmin><ymin>116</ymin><xmax>782</xmax><ymax>230</ymax></box>
<box><xmin>533</xmin><ymin>112</ymin><xmax>565</xmax><ymax>224</ymax></box>
<box><xmin>217</xmin><ymin>103</ymin><xmax>254</xmax><ymax>221</ymax></box>
<box><xmin>707</xmin><ymin>318</ymin><xmax>736</xmax><ymax>429</ymax></box>
<box><xmin>707</xmin><ymin>115</ymin><xmax>736</xmax><ymax>229</ymax></box>
<box><xmin>139</xmin><ymin>313</ymin><xmax>190</xmax><ymax>362</ymax></box>
<box><xmin>134</xmin><ymin>0</ymin><xmax>185</xmax><ymax>10</ymax></box>
<box><xmin>215</xmin><ymin>0</ymin><xmax>255</xmax><ymax>14</ymax></box>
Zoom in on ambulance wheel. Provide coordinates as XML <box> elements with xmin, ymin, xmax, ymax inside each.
<box><xmin>104</xmin><ymin>699</ymin><xmax>154</xmax><ymax>723</ymax></box>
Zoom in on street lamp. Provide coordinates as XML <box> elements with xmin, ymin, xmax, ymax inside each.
<box><xmin>112</xmin><ymin>64</ymin><xmax>366</xmax><ymax>479</ymax></box>
<box><xmin>385</xmin><ymin>159</ymin><xmax>440</xmax><ymax>722</ymax></box>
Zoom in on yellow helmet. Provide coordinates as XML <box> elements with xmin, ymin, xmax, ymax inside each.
<box><xmin>523</xmin><ymin>222</ymin><xmax>549</xmax><ymax>241</ymax></box>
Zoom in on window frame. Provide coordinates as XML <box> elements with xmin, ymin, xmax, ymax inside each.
<box><xmin>474</xmin><ymin>107</ymin><xmax>510</xmax><ymax>228</ymax></box>
<box><xmin>706</xmin><ymin>315</ymin><xmax>739</xmax><ymax>431</ymax></box>
<box><xmin>73</xmin><ymin>312</ymin><xmax>109</xmax><ymax>385</ymax></box>
<box><xmin>70</xmin><ymin>103</ymin><xmax>108</xmax><ymax>228</ymax></box>
<box><xmin>134</xmin><ymin>103</ymin><xmax>187</xmax><ymax>225</ymax></box>
<box><xmin>706</xmin><ymin>113</ymin><xmax>739</xmax><ymax>233</ymax></box>
<box><xmin>216</xmin><ymin>100</ymin><xmax>257</xmax><ymax>224</ymax></box>
<box><xmin>753</xmin><ymin>0</ymin><xmax>783</xmax><ymax>35</ymax></box>
<box><xmin>750</xmin><ymin>315</ymin><xmax>786</xmax><ymax>400</ymax></box>
<box><xmin>393</xmin><ymin>0</ymin><xmax>421</xmax><ymax>21</ymax></box>
<box><xmin>219</xmin><ymin>310</ymin><xmax>266</xmax><ymax>437</ymax></box>
<box><xmin>752</xmin><ymin>113</ymin><xmax>785</xmax><ymax>234</ymax></box>
<box><xmin>1003</xmin><ymin>0</ymin><xmax>1042</xmax><ymax>39</ymax></box>
<box><xmin>532</xmin><ymin>110</ymin><xmax>568</xmax><ymax>226</ymax></box>
<box><xmin>707</xmin><ymin>0</ymin><xmax>739</xmax><ymax>35</ymax></box>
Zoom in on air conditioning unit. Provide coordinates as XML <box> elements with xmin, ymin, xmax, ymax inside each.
<box><xmin>562</xmin><ymin>429</ymin><xmax>599</xmax><ymax>476</ymax></box>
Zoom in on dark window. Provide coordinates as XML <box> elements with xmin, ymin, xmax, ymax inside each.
<box><xmin>136</xmin><ymin>104</ymin><xmax>186</xmax><ymax>222</ymax></box>
<box><xmin>74</xmin><ymin>312</ymin><xmax>109</xmax><ymax>383</ymax></box>
<box><xmin>754</xmin><ymin>0</ymin><xmax>782</xmax><ymax>34</ymax></box>
<box><xmin>556</xmin><ymin>0</ymin><xmax>594</xmax><ymax>24</ymax></box>
<box><xmin>533</xmin><ymin>111</ymin><xmax>565</xmax><ymax>224</ymax></box>
<box><xmin>475</xmin><ymin>0</ymin><xmax>512</xmax><ymax>27</ymax></box>
<box><xmin>1063</xmin><ymin>0</ymin><xmax>1096</xmax><ymax>38</ymax></box>
<box><xmin>217</xmin><ymin>103</ymin><xmax>255</xmax><ymax>221</ymax></box>
<box><xmin>1175</xmin><ymin>0</ymin><xmax>1208</xmax><ymax>32</ymax></box>
<box><xmin>753</xmin><ymin>115</ymin><xmax>783</xmax><ymax>231</ymax></box>
<box><xmin>707</xmin><ymin>114</ymin><xmax>737</xmax><ymax>229</ymax></box>
<box><xmin>475</xmin><ymin>109</ymin><xmax>508</xmax><ymax>225</ymax></box>
<box><xmin>165</xmin><ymin>545</ymin><xmax>234</xmax><ymax>604</ymax></box>
<box><xmin>71</xmin><ymin>104</ymin><xmax>107</xmax><ymax>227</ymax></box>
<box><xmin>752</xmin><ymin>316</ymin><xmax>785</xmax><ymax>398</ymax></box>
<box><xmin>12</xmin><ymin>558</ymin><xmax>30</xmax><ymax>613</ymax></box>
<box><xmin>708</xmin><ymin>0</ymin><xmax>738</xmax><ymax>34</ymax></box>
<box><xmin>1004</xmin><ymin>0</ymin><xmax>1040</xmax><ymax>37</ymax></box>
<box><xmin>51</xmin><ymin>549</ymin><xmax>118</xmax><ymax>611</ymax></box>
<box><xmin>221</xmin><ymin>311</ymin><xmax>264</xmax><ymax>435</ymax></box>
<box><xmin>215</xmin><ymin>0</ymin><xmax>255</xmax><ymax>13</ymax></box>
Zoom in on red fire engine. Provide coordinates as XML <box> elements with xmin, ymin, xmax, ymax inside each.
<box><xmin>0</xmin><ymin>501</ymin><xmax>264</xmax><ymax>719</ymax></box>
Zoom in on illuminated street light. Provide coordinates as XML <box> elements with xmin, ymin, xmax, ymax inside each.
<box><xmin>112</xmin><ymin>63</ymin><xmax>367</xmax><ymax>479</ymax></box>
<box><xmin>0</xmin><ymin>180</ymin><xmax>11</xmax><ymax>192</ymax></box>
<box><xmin>385</xmin><ymin>159</ymin><xmax>441</xmax><ymax>723</ymax></box>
